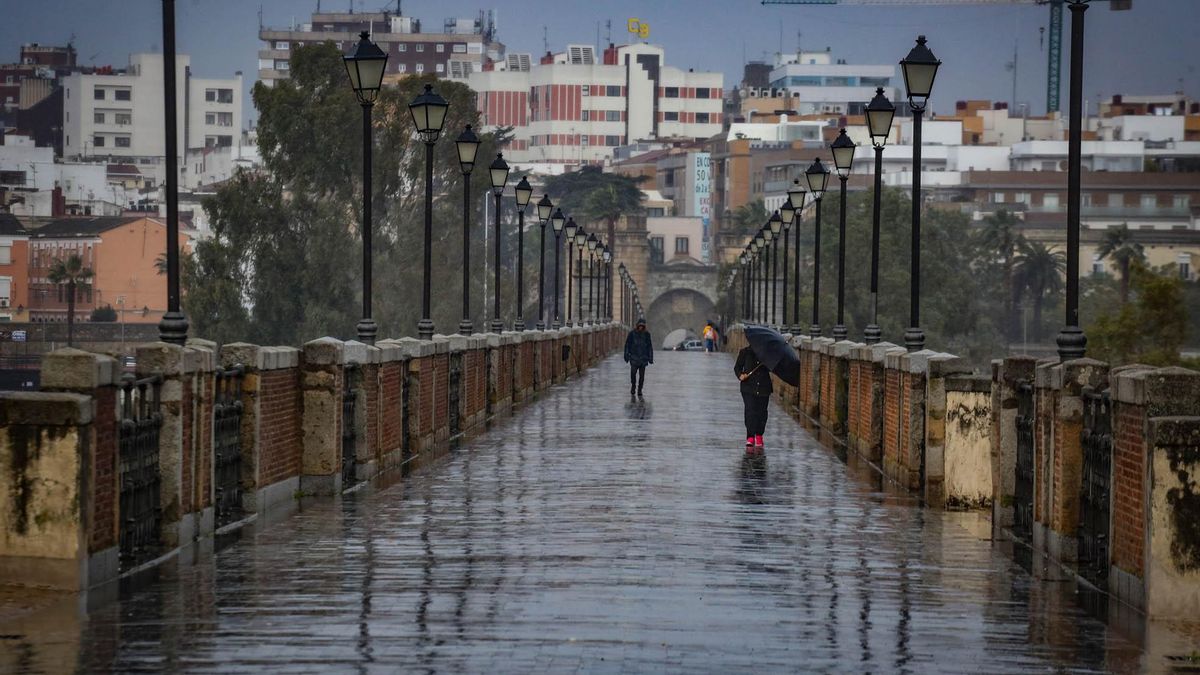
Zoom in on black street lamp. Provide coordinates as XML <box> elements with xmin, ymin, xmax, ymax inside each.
<box><xmin>740</xmin><ymin>252</ymin><xmax>749</xmax><ymax>322</ymax></box>
<box><xmin>158</xmin><ymin>0</ymin><xmax>188</xmax><ymax>345</ymax></box>
<box><xmin>618</xmin><ymin>262</ymin><xmax>627</xmax><ymax>324</ymax></box>
<box><xmin>513</xmin><ymin>176</ymin><xmax>532</xmax><ymax>331</ymax></box>
<box><xmin>831</xmin><ymin>128</ymin><xmax>857</xmax><ymax>341</ymax></box>
<box><xmin>753</xmin><ymin>233</ymin><xmax>765</xmax><ymax>322</ymax></box>
<box><xmin>1056</xmin><ymin>1</ymin><xmax>1090</xmax><ymax>360</ymax></box>
<box><xmin>780</xmin><ymin>201</ymin><xmax>795</xmax><ymax>330</ymax></box>
<box><xmin>552</xmin><ymin>209</ymin><xmax>566</xmax><ymax>328</ymax></box>
<box><xmin>864</xmin><ymin>87</ymin><xmax>896</xmax><ymax>345</ymax></box>
<box><xmin>409</xmin><ymin>83</ymin><xmax>449</xmax><ymax>340</ymax></box>
<box><xmin>768</xmin><ymin>210</ymin><xmax>783</xmax><ymax>326</ymax></box>
<box><xmin>343</xmin><ymin>31</ymin><xmax>388</xmax><ymax>344</ymax></box>
<box><xmin>788</xmin><ymin>179</ymin><xmax>807</xmax><ymax>334</ymax></box>
<box><xmin>536</xmin><ymin>194</ymin><xmax>553</xmax><ymax>329</ymax></box>
<box><xmin>805</xmin><ymin>158</ymin><xmax>830</xmax><ymax>337</ymax></box>
<box><xmin>564</xmin><ymin>218</ymin><xmax>578</xmax><ymax>326</ymax></box>
<box><xmin>455</xmin><ymin>125</ymin><xmax>480</xmax><ymax>335</ymax></box>
<box><xmin>602</xmin><ymin>246</ymin><xmax>612</xmax><ymax>321</ymax></box>
<box><xmin>586</xmin><ymin>233</ymin><xmax>599</xmax><ymax>324</ymax></box>
<box><xmin>900</xmin><ymin>35</ymin><xmax>941</xmax><ymax>352</ymax></box>
<box><xmin>488</xmin><ymin>153</ymin><xmax>510</xmax><ymax>333</ymax></box>
<box><xmin>574</xmin><ymin>228</ymin><xmax>587</xmax><ymax>326</ymax></box>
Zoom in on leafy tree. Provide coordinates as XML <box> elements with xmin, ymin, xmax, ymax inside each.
<box><xmin>543</xmin><ymin>166</ymin><xmax>644</xmax><ymax>245</ymax></box>
<box><xmin>1013</xmin><ymin>240</ymin><xmax>1066</xmax><ymax>341</ymax></box>
<box><xmin>1096</xmin><ymin>224</ymin><xmax>1145</xmax><ymax>304</ymax></box>
<box><xmin>1089</xmin><ymin>262</ymin><xmax>1189</xmax><ymax>365</ymax></box>
<box><xmin>47</xmin><ymin>254</ymin><xmax>93</xmax><ymax>347</ymax></box>
<box><xmin>727</xmin><ymin>201</ymin><xmax>770</xmax><ymax>238</ymax></box>
<box><xmin>90</xmin><ymin>305</ymin><xmax>118</xmax><ymax>322</ymax></box>
<box><xmin>976</xmin><ymin>210</ymin><xmax>1024</xmax><ymax>340</ymax></box>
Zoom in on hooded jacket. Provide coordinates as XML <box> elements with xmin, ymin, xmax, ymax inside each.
<box><xmin>624</xmin><ymin>326</ymin><xmax>654</xmax><ymax>367</ymax></box>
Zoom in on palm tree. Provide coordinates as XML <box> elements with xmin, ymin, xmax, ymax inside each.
<box><xmin>1013</xmin><ymin>240</ymin><xmax>1066</xmax><ymax>340</ymax></box>
<box><xmin>544</xmin><ymin>166</ymin><xmax>644</xmax><ymax>246</ymax></box>
<box><xmin>1096</xmin><ymin>224</ymin><xmax>1145</xmax><ymax>304</ymax></box>
<box><xmin>47</xmin><ymin>254</ymin><xmax>94</xmax><ymax>348</ymax></box>
<box><xmin>155</xmin><ymin>252</ymin><xmax>168</xmax><ymax>276</ymax></box>
<box><xmin>729</xmin><ymin>201</ymin><xmax>769</xmax><ymax>237</ymax></box>
<box><xmin>977</xmin><ymin>210</ymin><xmax>1024</xmax><ymax>340</ymax></box>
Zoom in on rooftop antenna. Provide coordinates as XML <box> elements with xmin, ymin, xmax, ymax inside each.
<box><xmin>543</xmin><ymin>25</ymin><xmax>549</xmax><ymax>54</ymax></box>
<box><xmin>605</xmin><ymin>19</ymin><xmax>612</xmax><ymax>44</ymax></box>
<box><xmin>258</xmin><ymin>4</ymin><xmax>263</xmax><ymax>29</ymax></box>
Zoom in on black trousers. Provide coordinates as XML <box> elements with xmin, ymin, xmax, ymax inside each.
<box><xmin>742</xmin><ymin>392</ymin><xmax>769</xmax><ymax>436</ymax></box>
<box><xmin>630</xmin><ymin>365</ymin><xmax>646</xmax><ymax>392</ymax></box>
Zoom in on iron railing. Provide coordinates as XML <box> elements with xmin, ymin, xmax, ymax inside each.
<box><xmin>448</xmin><ymin>352</ymin><xmax>463</xmax><ymax>436</ymax></box>
<box><xmin>342</xmin><ymin>365</ymin><xmax>358</xmax><ymax>486</ymax></box>
<box><xmin>1013</xmin><ymin>380</ymin><xmax>1035</xmax><ymax>543</ymax></box>
<box><xmin>1078</xmin><ymin>387</ymin><xmax>1112</xmax><ymax>588</ymax></box>
<box><xmin>213</xmin><ymin>364</ymin><xmax>245</xmax><ymax>527</ymax></box>
<box><xmin>119</xmin><ymin>373</ymin><xmax>163</xmax><ymax>567</ymax></box>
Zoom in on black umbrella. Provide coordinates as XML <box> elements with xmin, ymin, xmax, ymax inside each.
<box><xmin>744</xmin><ymin>324</ymin><xmax>801</xmax><ymax>386</ymax></box>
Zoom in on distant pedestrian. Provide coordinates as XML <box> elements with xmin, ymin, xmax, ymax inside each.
<box><xmin>734</xmin><ymin>345</ymin><xmax>772</xmax><ymax>449</ymax></box>
<box><xmin>703</xmin><ymin>322</ymin><xmax>718</xmax><ymax>353</ymax></box>
<box><xmin>624</xmin><ymin>319</ymin><xmax>654</xmax><ymax>398</ymax></box>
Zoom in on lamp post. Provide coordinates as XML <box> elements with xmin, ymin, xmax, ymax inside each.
<box><xmin>564</xmin><ymin>218</ymin><xmax>578</xmax><ymax>326</ymax></box>
<box><xmin>768</xmin><ymin>210</ymin><xmax>783</xmax><ymax>327</ymax></box>
<box><xmin>158</xmin><ymin>0</ymin><xmax>188</xmax><ymax>345</ymax></box>
<box><xmin>805</xmin><ymin>158</ymin><xmax>830</xmax><ymax>337</ymax></box>
<box><xmin>586</xmin><ymin>233</ymin><xmax>598</xmax><ymax>324</ymax></box>
<box><xmin>900</xmin><ymin>35</ymin><xmax>941</xmax><ymax>352</ymax></box>
<box><xmin>753</xmin><ymin>233</ymin><xmax>765</xmax><ymax>322</ymax></box>
<box><xmin>1056</xmin><ymin>0</ymin><xmax>1090</xmax><ymax>360</ymax></box>
<box><xmin>740</xmin><ymin>252</ymin><xmax>749</xmax><ymax>322</ymax></box>
<box><xmin>455</xmin><ymin>125</ymin><xmax>480</xmax><ymax>335</ymax></box>
<box><xmin>864</xmin><ymin>87</ymin><xmax>896</xmax><ymax>345</ymax></box>
<box><xmin>553</xmin><ymin>211</ymin><xmax>567</xmax><ymax>328</ymax></box>
<box><xmin>574</xmin><ymin>229</ymin><xmax>586</xmax><ymax>326</ymax></box>
<box><xmin>788</xmin><ymin>179</ymin><xmax>807</xmax><ymax>335</ymax></box>
<box><xmin>536</xmin><ymin>194</ymin><xmax>553</xmax><ymax>329</ymax></box>
<box><xmin>488</xmin><ymin>153</ymin><xmax>510</xmax><ymax>333</ymax></box>
<box><xmin>780</xmin><ymin>202</ymin><xmax>794</xmax><ymax>330</ymax></box>
<box><xmin>342</xmin><ymin>31</ymin><xmax>388</xmax><ymax>344</ymax></box>
<box><xmin>602</xmin><ymin>247</ymin><xmax>612</xmax><ymax>321</ymax></box>
<box><xmin>513</xmin><ymin>176</ymin><xmax>532</xmax><ymax>331</ymax></box>
<box><xmin>409</xmin><ymin>83</ymin><xmax>449</xmax><ymax>341</ymax></box>
<box><xmin>830</xmin><ymin>128</ymin><xmax>857</xmax><ymax>341</ymax></box>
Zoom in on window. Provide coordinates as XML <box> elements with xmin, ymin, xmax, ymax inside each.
<box><xmin>94</xmin><ymin>112</ymin><xmax>105</xmax><ymax>124</ymax></box>
<box><xmin>93</xmin><ymin>87</ymin><xmax>105</xmax><ymax>100</ymax></box>
<box><xmin>275</xmin><ymin>41</ymin><xmax>289</xmax><ymax>50</ymax></box>
<box><xmin>1179</xmin><ymin>254</ymin><xmax>1192</xmax><ymax>281</ymax></box>
<box><xmin>415</xmin><ymin>63</ymin><xmax>424</xmax><ymax>73</ymax></box>
<box><xmin>992</xmin><ymin>192</ymin><xmax>1005</xmax><ymax>203</ymax></box>
<box><xmin>0</xmin><ymin>278</ymin><xmax>10</xmax><ymax>306</ymax></box>
<box><xmin>0</xmin><ymin>171</ymin><xmax>25</xmax><ymax>186</ymax></box>
<box><xmin>93</xmin><ymin>135</ymin><xmax>105</xmax><ymax>147</ymax></box>
<box><xmin>114</xmin><ymin>89</ymin><xmax>130</xmax><ymax>101</ymax></box>
<box><xmin>606</xmin><ymin>85</ymin><xmax>620</xmax><ymax>97</ymax></box>
<box><xmin>435</xmin><ymin>63</ymin><xmax>445</xmax><ymax>73</ymax></box>
<box><xmin>1173</xmin><ymin>195</ymin><xmax>1190</xmax><ymax>209</ymax></box>
<box><xmin>436</xmin><ymin>44</ymin><xmax>445</xmax><ymax>52</ymax></box>
<box><xmin>696</xmin><ymin>112</ymin><xmax>710</xmax><ymax>124</ymax></box>
<box><xmin>398</xmin><ymin>44</ymin><xmax>407</xmax><ymax>52</ymax></box>
<box><xmin>1081</xmin><ymin>192</ymin><xmax>1093</xmax><ymax>207</ymax></box>
<box><xmin>205</xmin><ymin>112</ymin><xmax>216</xmax><ymax>125</ymax></box>
<box><xmin>397</xmin><ymin>63</ymin><xmax>407</xmax><ymax>73</ymax></box>
<box><xmin>416</xmin><ymin>44</ymin><xmax>425</xmax><ymax>52</ymax></box>
<box><xmin>664</xmin><ymin>86</ymin><xmax>679</xmax><ymax>98</ymax></box>
<box><xmin>0</xmin><ymin>246</ymin><xmax>10</xmax><ymax>264</ymax></box>
<box><xmin>664</xmin><ymin>111</ymin><xmax>678</xmax><ymax>122</ymax></box>
<box><xmin>1141</xmin><ymin>194</ymin><xmax>1157</xmax><ymax>208</ymax></box>
<box><xmin>275</xmin><ymin>60</ymin><xmax>289</xmax><ymax>71</ymax></box>
<box><xmin>1091</xmin><ymin>253</ymin><xmax>1104</xmax><ymax>276</ymax></box>
<box><xmin>675</xmin><ymin>236</ymin><xmax>690</xmax><ymax>255</ymax></box>
<box><xmin>1043</xmin><ymin>193</ymin><xmax>1059</xmax><ymax>209</ymax></box>
<box><xmin>1040</xmin><ymin>160</ymin><xmax>1056</xmax><ymax>171</ymax></box>
<box><xmin>1109</xmin><ymin>193</ymin><xmax>1122</xmax><ymax>207</ymax></box>
<box><xmin>115</xmin><ymin>136</ymin><xmax>130</xmax><ymax>148</ymax></box>
<box><xmin>115</xmin><ymin>113</ymin><xmax>131</xmax><ymax>125</ymax></box>
<box><xmin>453</xmin><ymin>44</ymin><xmax>467</xmax><ymax>53</ymax></box>
<box><xmin>209</xmin><ymin>88</ymin><xmax>233</xmax><ymax>103</ymax></box>
<box><xmin>581</xmin><ymin>85</ymin><xmax>590</xmax><ymax>97</ymax></box>
<box><xmin>606</xmin><ymin>110</ymin><xmax>620</xmax><ymax>122</ymax></box>
<box><xmin>696</xmin><ymin>88</ymin><xmax>710</xmax><ymax>99</ymax></box>
<box><xmin>649</xmin><ymin>236</ymin><xmax>664</xmax><ymax>264</ymax></box>
<box><xmin>605</xmin><ymin>135</ymin><xmax>620</xmax><ymax>146</ymax></box>
<box><xmin>205</xmin><ymin>135</ymin><xmax>233</xmax><ymax>148</ymax></box>
<box><xmin>581</xmin><ymin>110</ymin><xmax>589</xmax><ymax>121</ymax></box>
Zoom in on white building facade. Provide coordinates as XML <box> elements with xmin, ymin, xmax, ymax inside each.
<box><xmin>469</xmin><ymin>43</ymin><xmax>723</xmax><ymax>167</ymax></box>
<box><xmin>767</xmin><ymin>50</ymin><xmax>896</xmax><ymax>116</ymax></box>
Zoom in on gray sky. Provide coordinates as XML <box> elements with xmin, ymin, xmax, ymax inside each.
<box><xmin>3</xmin><ymin>0</ymin><xmax>1198</xmax><ymax>128</ymax></box>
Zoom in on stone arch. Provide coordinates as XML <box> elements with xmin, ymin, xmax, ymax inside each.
<box><xmin>644</xmin><ymin>288</ymin><xmax>718</xmax><ymax>350</ymax></box>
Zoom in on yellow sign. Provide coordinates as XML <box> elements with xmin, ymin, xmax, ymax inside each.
<box><xmin>627</xmin><ymin>18</ymin><xmax>649</xmax><ymax>39</ymax></box>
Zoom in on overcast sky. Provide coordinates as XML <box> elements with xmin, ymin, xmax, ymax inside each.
<box><xmin>3</xmin><ymin>0</ymin><xmax>1198</xmax><ymax>128</ymax></box>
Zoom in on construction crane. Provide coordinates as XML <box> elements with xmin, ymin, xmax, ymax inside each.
<box><xmin>759</xmin><ymin>0</ymin><xmax>1131</xmax><ymax>114</ymax></box>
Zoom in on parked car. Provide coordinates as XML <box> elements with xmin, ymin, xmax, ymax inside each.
<box><xmin>675</xmin><ymin>339</ymin><xmax>705</xmax><ymax>351</ymax></box>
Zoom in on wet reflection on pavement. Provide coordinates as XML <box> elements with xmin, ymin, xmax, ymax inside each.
<box><xmin>0</xmin><ymin>351</ymin><xmax>1161</xmax><ymax>672</ymax></box>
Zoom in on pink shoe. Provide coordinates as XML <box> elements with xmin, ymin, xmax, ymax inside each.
<box><xmin>746</xmin><ymin>437</ymin><xmax>755</xmax><ymax>447</ymax></box>
<box><xmin>755</xmin><ymin>435</ymin><xmax>764</xmax><ymax>448</ymax></box>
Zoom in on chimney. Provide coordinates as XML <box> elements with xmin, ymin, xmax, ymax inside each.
<box><xmin>603</xmin><ymin>43</ymin><xmax>618</xmax><ymax>65</ymax></box>
<box><xmin>540</xmin><ymin>51</ymin><xmax>554</xmax><ymax>65</ymax></box>
<box><xmin>52</xmin><ymin>183</ymin><xmax>66</xmax><ymax>217</ymax></box>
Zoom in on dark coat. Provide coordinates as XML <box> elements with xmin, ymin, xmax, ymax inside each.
<box><xmin>624</xmin><ymin>329</ymin><xmax>654</xmax><ymax>367</ymax></box>
<box><xmin>735</xmin><ymin>346</ymin><xmax>773</xmax><ymax>397</ymax></box>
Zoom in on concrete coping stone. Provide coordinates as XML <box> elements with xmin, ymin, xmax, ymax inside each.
<box><xmin>901</xmin><ymin>349</ymin><xmax>941</xmax><ymax>375</ymax></box>
<box><xmin>394</xmin><ymin>337</ymin><xmax>435</xmax><ymax>359</ymax></box>
<box><xmin>220</xmin><ymin>343</ymin><xmax>260</xmax><ymax>370</ymax></box>
<box><xmin>1050</xmin><ymin>357</ymin><xmax>1108</xmax><ymax>391</ymax></box>
<box><xmin>1145</xmin><ymin>366</ymin><xmax>1200</xmax><ymax>417</ymax></box>
<box><xmin>500</xmin><ymin>332</ymin><xmax>521</xmax><ymax>346</ymax></box>
<box><xmin>1112</xmin><ymin>366</ymin><xmax>1154</xmax><ymax>406</ymax></box>
<box><xmin>832</xmin><ymin>340</ymin><xmax>860</xmax><ymax>358</ymax></box>
<box><xmin>946</xmin><ymin>373</ymin><xmax>993</xmax><ymax>393</ymax></box>
<box><xmin>341</xmin><ymin>340</ymin><xmax>369</xmax><ymax>365</ymax></box>
<box><xmin>40</xmin><ymin>348</ymin><xmax>120</xmax><ymax>390</ymax></box>
<box><xmin>375</xmin><ymin>340</ymin><xmax>405</xmax><ymax>364</ymax></box>
<box><xmin>261</xmin><ymin>346</ymin><xmax>300</xmax><ymax>370</ymax></box>
<box><xmin>303</xmin><ymin>337</ymin><xmax>346</xmax><ymax>366</ymax></box>
<box><xmin>135</xmin><ymin>342</ymin><xmax>185</xmax><ymax>377</ymax></box>
<box><xmin>486</xmin><ymin>333</ymin><xmax>502</xmax><ymax>348</ymax></box>
<box><xmin>182</xmin><ymin>343</ymin><xmax>217</xmax><ymax>374</ymax></box>
<box><xmin>871</xmin><ymin>342</ymin><xmax>901</xmax><ymax>364</ymax></box>
<box><xmin>1148</xmin><ymin>416</ymin><xmax>1200</xmax><ymax>447</ymax></box>
<box><xmin>1034</xmin><ymin>358</ymin><xmax>1059</xmax><ymax>389</ymax></box>
<box><xmin>186</xmin><ymin>337</ymin><xmax>218</xmax><ymax>353</ymax></box>
<box><xmin>447</xmin><ymin>335</ymin><xmax>471</xmax><ymax>352</ymax></box>
<box><xmin>927</xmin><ymin>353</ymin><xmax>969</xmax><ymax>378</ymax></box>
<box><xmin>430</xmin><ymin>335</ymin><xmax>452</xmax><ymax>355</ymax></box>
<box><xmin>0</xmin><ymin>391</ymin><xmax>93</xmax><ymax>426</ymax></box>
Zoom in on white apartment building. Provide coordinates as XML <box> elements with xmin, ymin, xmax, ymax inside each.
<box><xmin>469</xmin><ymin>43</ymin><xmax>723</xmax><ymax>167</ymax></box>
<box><xmin>61</xmin><ymin>53</ymin><xmax>243</xmax><ymax>169</ymax></box>
<box><xmin>767</xmin><ymin>49</ymin><xmax>896</xmax><ymax>116</ymax></box>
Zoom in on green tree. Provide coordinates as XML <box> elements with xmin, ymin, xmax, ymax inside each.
<box><xmin>976</xmin><ymin>210</ymin><xmax>1024</xmax><ymax>340</ymax></box>
<box><xmin>90</xmin><ymin>305</ymin><xmax>118</xmax><ymax>322</ymax></box>
<box><xmin>1096</xmin><ymin>224</ymin><xmax>1145</xmax><ymax>304</ymax></box>
<box><xmin>1089</xmin><ymin>262</ymin><xmax>1189</xmax><ymax>365</ymax></box>
<box><xmin>727</xmin><ymin>201</ymin><xmax>770</xmax><ymax>238</ymax></box>
<box><xmin>1013</xmin><ymin>240</ymin><xmax>1066</xmax><ymax>341</ymax></box>
<box><xmin>47</xmin><ymin>254</ymin><xmax>94</xmax><ymax>347</ymax></box>
<box><xmin>544</xmin><ymin>166</ymin><xmax>644</xmax><ymax>246</ymax></box>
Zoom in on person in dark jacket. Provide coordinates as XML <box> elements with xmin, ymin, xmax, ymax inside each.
<box><xmin>734</xmin><ymin>345</ymin><xmax>773</xmax><ymax>449</ymax></box>
<box><xmin>624</xmin><ymin>319</ymin><xmax>654</xmax><ymax>397</ymax></box>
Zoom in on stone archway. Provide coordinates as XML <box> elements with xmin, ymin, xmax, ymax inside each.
<box><xmin>644</xmin><ymin>288</ymin><xmax>717</xmax><ymax>350</ymax></box>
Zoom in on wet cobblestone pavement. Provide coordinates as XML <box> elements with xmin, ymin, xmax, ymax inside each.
<box><xmin>1</xmin><ymin>352</ymin><xmax>1170</xmax><ymax>672</ymax></box>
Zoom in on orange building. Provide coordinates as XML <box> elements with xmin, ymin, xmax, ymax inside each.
<box><xmin>0</xmin><ymin>214</ymin><xmax>30</xmax><ymax>320</ymax></box>
<box><xmin>26</xmin><ymin>216</ymin><xmax>190</xmax><ymax>323</ymax></box>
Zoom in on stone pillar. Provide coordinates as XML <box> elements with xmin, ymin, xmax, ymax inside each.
<box><xmin>395</xmin><ymin>338</ymin><xmax>436</xmax><ymax>454</ymax></box>
<box><xmin>218</xmin><ymin>343</ymin><xmax>302</xmax><ymax>515</ymax></box>
<box><xmin>993</xmin><ymin>356</ymin><xmax>1036</xmax><ymax>537</ymax></box>
<box><xmin>344</xmin><ymin>340</ymin><xmax>380</xmax><ymax>481</ymax></box>
<box><xmin>923</xmin><ymin>353</ymin><xmax>971</xmax><ymax>508</ymax></box>
<box><xmin>182</xmin><ymin>339</ymin><xmax>218</xmax><ymax>541</ymax></box>
<box><xmin>375</xmin><ymin>340</ymin><xmax>406</xmax><ymax>469</ymax></box>
<box><xmin>1145</xmin><ymin>415</ymin><xmax>1200</xmax><ymax>620</ymax></box>
<box><xmin>135</xmin><ymin>342</ymin><xmax>186</xmax><ymax>547</ymax></box>
<box><xmin>488</xmin><ymin>333</ymin><xmax>514</xmax><ymax>416</ymax></box>
<box><xmin>430</xmin><ymin>336</ymin><xmax>451</xmax><ymax>447</ymax></box>
<box><xmin>0</xmin><ymin>391</ymin><xmax>96</xmax><ymax>590</ymax></box>
<box><xmin>1032</xmin><ymin>358</ymin><xmax>1058</xmax><ymax>555</ymax></box>
<box><xmin>299</xmin><ymin>337</ymin><xmax>345</xmax><ymax>495</ymax></box>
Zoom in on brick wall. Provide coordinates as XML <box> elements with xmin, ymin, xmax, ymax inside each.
<box><xmin>432</xmin><ymin>354</ymin><xmax>449</xmax><ymax>439</ymax></box>
<box><xmin>884</xmin><ymin>368</ymin><xmax>900</xmax><ymax>471</ymax></box>
<box><xmin>1112</xmin><ymin>402</ymin><xmax>1146</xmax><ymax>578</ymax></box>
<box><xmin>380</xmin><ymin>362</ymin><xmax>403</xmax><ymax>458</ymax></box>
<box><xmin>90</xmin><ymin>386</ymin><xmax>117</xmax><ymax>553</ymax></box>
<box><xmin>181</xmin><ymin>383</ymin><xmax>193</xmax><ymax>515</ymax></box>
<box><xmin>258</xmin><ymin>369</ymin><xmax>301</xmax><ymax>487</ymax></box>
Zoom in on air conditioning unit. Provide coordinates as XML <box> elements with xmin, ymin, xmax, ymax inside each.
<box><xmin>0</xmin><ymin>299</ymin><xmax>9</xmax><ymax>309</ymax></box>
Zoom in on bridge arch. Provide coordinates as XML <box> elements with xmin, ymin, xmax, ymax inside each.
<box><xmin>645</xmin><ymin>288</ymin><xmax>718</xmax><ymax>349</ymax></box>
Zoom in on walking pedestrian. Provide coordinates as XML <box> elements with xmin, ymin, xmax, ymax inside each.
<box><xmin>624</xmin><ymin>319</ymin><xmax>653</xmax><ymax>398</ymax></box>
<box><xmin>734</xmin><ymin>344</ymin><xmax>772</xmax><ymax>449</ymax></box>
<box><xmin>703</xmin><ymin>322</ymin><xmax>718</xmax><ymax>353</ymax></box>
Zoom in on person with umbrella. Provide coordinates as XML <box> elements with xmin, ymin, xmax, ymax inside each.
<box><xmin>736</xmin><ymin>325</ymin><xmax>802</xmax><ymax>449</ymax></box>
<box><xmin>624</xmin><ymin>318</ymin><xmax>654</xmax><ymax>398</ymax></box>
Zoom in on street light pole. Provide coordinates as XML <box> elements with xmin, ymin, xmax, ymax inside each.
<box><xmin>536</xmin><ymin>195</ymin><xmax>552</xmax><ymax>330</ymax></box>
<box><xmin>564</xmin><ymin>219</ymin><xmax>577</xmax><ymax>326</ymax></box>
<box><xmin>158</xmin><ymin>0</ymin><xmax>188</xmax><ymax>345</ymax></box>
<box><xmin>489</xmin><ymin>154</ymin><xmax>510</xmax><ymax>333</ymax></box>
<box><xmin>789</xmin><ymin>180</ymin><xmax>806</xmax><ymax>335</ymax></box>
<box><xmin>805</xmin><ymin>158</ymin><xmax>830</xmax><ymax>338</ymax></box>
<box><xmin>768</xmin><ymin>211</ymin><xmax>782</xmax><ymax>327</ymax></box>
<box><xmin>575</xmin><ymin>230</ymin><xmax>586</xmax><ymax>326</ymax></box>
<box><xmin>455</xmin><ymin>126</ymin><xmax>480</xmax><ymax>335</ymax></box>
<box><xmin>780</xmin><ymin>203</ymin><xmax>794</xmax><ymax>329</ymax></box>
<box><xmin>409</xmin><ymin>84</ymin><xmax>449</xmax><ymax>341</ymax></box>
<box><xmin>1056</xmin><ymin>0</ymin><xmax>1089</xmax><ymax>360</ymax></box>
<box><xmin>513</xmin><ymin>176</ymin><xmax>532</xmax><ymax>331</ymax></box>
<box><xmin>586</xmin><ymin>233</ymin><xmax>598</xmax><ymax>324</ymax></box>
<box><xmin>831</xmin><ymin>128</ymin><xmax>857</xmax><ymax>342</ymax></box>
<box><xmin>864</xmin><ymin>87</ymin><xmax>896</xmax><ymax>345</ymax></box>
<box><xmin>900</xmin><ymin>35</ymin><xmax>941</xmax><ymax>353</ymax></box>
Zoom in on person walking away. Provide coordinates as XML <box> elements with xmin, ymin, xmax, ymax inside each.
<box><xmin>734</xmin><ymin>344</ymin><xmax>772</xmax><ymax>448</ymax></box>
<box><xmin>703</xmin><ymin>322</ymin><xmax>718</xmax><ymax>353</ymax></box>
<box><xmin>624</xmin><ymin>319</ymin><xmax>653</xmax><ymax>397</ymax></box>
